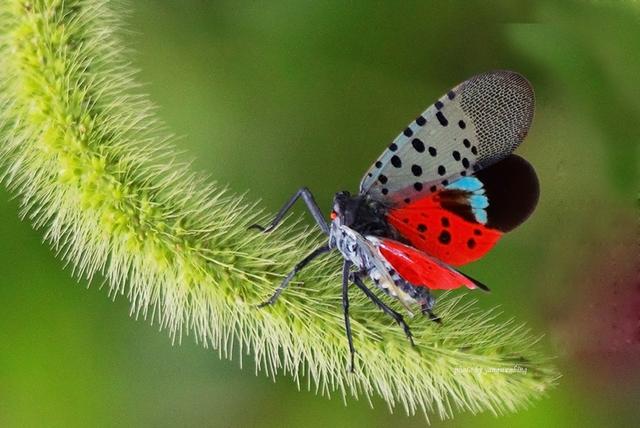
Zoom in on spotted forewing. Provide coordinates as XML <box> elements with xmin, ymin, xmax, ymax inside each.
<box><xmin>359</xmin><ymin>70</ymin><xmax>535</xmax><ymax>205</ymax></box>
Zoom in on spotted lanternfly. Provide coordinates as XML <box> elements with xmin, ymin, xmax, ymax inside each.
<box><xmin>251</xmin><ymin>70</ymin><xmax>539</xmax><ymax>371</ymax></box>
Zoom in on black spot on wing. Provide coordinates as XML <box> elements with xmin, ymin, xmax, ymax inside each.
<box><xmin>438</xmin><ymin>230</ymin><xmax>451</xmax><ymax>244</ymax></box>
<box><xmin>436</xmin><ymin>111</ymin><xmax>448</xmax><ymax>126</ymax></box>
<box><xmin>412</xmin><ymin>138</ymin><xmax>425</xmax><ymax>152</ymax></box>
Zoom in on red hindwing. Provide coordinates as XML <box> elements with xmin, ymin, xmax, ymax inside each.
<box><xmin>386</xmin><ymin>193</ymin><xmax>502</xmax><ymax>267</ymax></box>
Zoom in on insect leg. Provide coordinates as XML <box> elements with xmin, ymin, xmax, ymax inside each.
<box><xmin>351</xmin><ymin>273</ymin><xmax>414</xmax><ymax>346</ymax></box>
<box><xmin>422</xmin><ymin>308</ymin><xmax>442</xmax><ymax>324</ymax></box>
<box><xmin>342</xmin><ymin>260</ymin><xmax>356</xmax><ymax>373</ymax></box>
<box><xmin>249</xmin><ymin>187</ymin><xmax>330</xmax><ymax>235</ymax></box>
<box><xmin>258</xmin><ymin>244</ymin><xmax>332</xmax><ymax>307</ymax></box>
<box><xmin>420</xmin><ymin>293</ymin><xmax>442</xmax><ymax>324</ymax></box>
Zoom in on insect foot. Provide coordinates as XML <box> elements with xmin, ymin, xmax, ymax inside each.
<box><xmin>247</xmin><ymin>223</ymin><xmax>271</xmax><ymax>233</ymax></box>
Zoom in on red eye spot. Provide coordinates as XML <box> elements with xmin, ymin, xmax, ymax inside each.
<box><xmin>330</xmin><ymin>211</ymin><xmax>337</xmax><ymax>220</ymax></box>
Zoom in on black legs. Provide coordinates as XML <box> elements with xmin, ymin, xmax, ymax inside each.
<box><xmin>341</xmin><ymin>261</ymin><xmax>355</xmax><ymax>372</ymax></box>
<box><xmin>259</xmin><ymin>247</ymin><xmax>357</xmax><ymax>372</ymax></box>
<box><xmin>258</xmin><ymin>244</ymin><xmax>331</xmax><ymax>307</ymax></box>
<box><xmin>252</xmin><ymin>187</ymin><xmax>331</xmax><ymax>306</ymax></box>
<box><xmin>249</xmin><ymin>187</ymin><xmax>330</xmax><ymax>235</ymax></box>
<box><xmin>421</xmin><ymin>304</ymin><xmax>442</xmax><ymax>324</ymax></box>
<box><xmin>351</xmin><ymin>273</ymin><xmax>415</xmax><ymax>346</ymax></box>
<box><xmin>418</xmin><ymin>291</ymin><xmax>442</xmax><ymax>324</ymax></box>
<box><xmin>250</xmin><ymin>186</ymin><xmax>444</xmax><ymax>372</ymax></box>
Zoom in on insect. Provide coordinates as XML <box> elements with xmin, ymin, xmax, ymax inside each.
<box><xmin>251</xmin><ymin>70</ymin><xmax>539</xmax><ymax>371</ymax></box>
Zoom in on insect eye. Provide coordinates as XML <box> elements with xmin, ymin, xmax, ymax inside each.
<box><xmin>330</xmin><ymin>211</ymin><xmax>337</xmax><ymax>220</ymax></box>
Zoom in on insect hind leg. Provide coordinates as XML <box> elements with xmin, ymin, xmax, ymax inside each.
<box><xmin>258</xmin><ymin>244</ymin><xmax>331</xmax><ymax>307</ymax></box>
<box><xmin>351</xmin><ymin>272</ymin><xmax>414</xmax><ymax>346</ymax></box>
<box><xmin>418</xmin><ymin>291</ymin><xmax>442</xmax><ymax>324</ymax></box>
<box><xmin>249</xmin><ymin>187</ymin><xmax>330</xmax><ymax>235</ymax></box>
<box><xmin>341</xmin><ymin>261</ymin><xmax>356</xmax><ymax>372</ymax></box>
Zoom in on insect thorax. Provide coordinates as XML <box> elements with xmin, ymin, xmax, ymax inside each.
<box><xmin>328</xmin><ymin>192</ymin><xmax>400</xmax><ymax>269</ymax></box>
<box><xmin>332</xmin><ymin>192</ymin><xmax>397</xmax><ymax>236</ymax></box>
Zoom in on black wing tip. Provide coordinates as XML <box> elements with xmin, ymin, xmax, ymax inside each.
<box><xmin>474</xmin><ymin>280</ymin><xmax>491</xmax><ymax>293</ymax></box>
<box><xmin>476</xmin><ymin>154</ymin><xmax>540</xmax><ymax>233</ymax></box>
<box><xmin>457</xmin><ymin>269</ymin><xmax>491</xmax><ymax>292</ymax></box>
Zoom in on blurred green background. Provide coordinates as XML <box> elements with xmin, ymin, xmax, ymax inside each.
<box><xmin>1</xmin><ymin>1</ymin><xmax>639</xmax><ymax>427</ymax></box>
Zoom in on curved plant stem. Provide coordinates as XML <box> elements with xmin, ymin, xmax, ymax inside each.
<box><xmin>0</xmin><ymin>0</ymin><xmax>558</xmax><ymax>421</ymax></box>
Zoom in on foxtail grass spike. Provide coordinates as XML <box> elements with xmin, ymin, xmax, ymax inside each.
<box><xmin>0</xmin><ymin>0</ymin><xmax>558</xmax><ymax>422</ymax></box>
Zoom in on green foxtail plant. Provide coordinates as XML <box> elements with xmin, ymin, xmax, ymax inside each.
<box><xmin>0</xmin><ymin>0</ymin><xmax>558</xmax><ymax>421</ymax></box>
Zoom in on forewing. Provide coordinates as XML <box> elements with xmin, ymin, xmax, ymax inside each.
<box><xmin>369</xmin><ymin>237</ymin><xmax>487</xmax><ymax>290</ymax></box>
<box><xmin>359</xmin><ymin>70</ymin><xmax>534</xmax><ymax>205</ymax></box>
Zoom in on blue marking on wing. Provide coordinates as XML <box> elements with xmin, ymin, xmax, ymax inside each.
<box><xmin>473</xmin><ymin>209</ymin><xmax>488</xmax><ymax>224</ymax></box>
<box><xmin>446</xmin><ymin>177</ymin><xmax>483</xmax><ymax>192</ymax></box>
<box><xmin>470</xmin><ymin>194</ymin><xmax>489</xmax><ymax>209</ymax></box>
<box><xmin>446</xmin><ymin>177</ymin><xmax>488</xmax><ymax>224</ymax></box>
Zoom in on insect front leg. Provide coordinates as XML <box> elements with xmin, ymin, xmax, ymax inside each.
<box><xmin>351</xmin><ymin>272</ymin><xmax>414</xmax><ymax>346</ymax></box>
<box><xmin>258</xmin><ymin>244</ymin><xmax>332</xmax><ymax>307</ymax></box>
<box><xmin>249</xmin><ymin>187</ymin><xmax>330</xmax><ymax>235</ymax></box>
<box><xmin>341</xmin><ymin>260</ymin><xmax>356</xmax><ymax>373</ymax></box>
